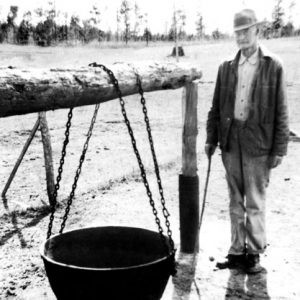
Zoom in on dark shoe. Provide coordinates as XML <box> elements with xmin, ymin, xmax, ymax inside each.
<box><xmin>216</xmin><ymin>254</ymin><xmax>246</xmax><ymax>270</ymax></box>
<box><xmin>246</xmin><ymin>254</ymin><xmax>263</xmax><ymax>274</ymax></box>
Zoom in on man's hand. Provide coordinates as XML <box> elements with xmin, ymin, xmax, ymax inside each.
<box><xmin>268</xmin><ymin>155</ymin><xmax>283</xmax><ymax>169</ymax></box>
<box><xmin>205</xmin><ymin>143</ymin><xmax>217</xmax><ymax>158</ymax></box>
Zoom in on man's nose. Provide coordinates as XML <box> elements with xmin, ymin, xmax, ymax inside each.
<box><xmin>237</xmin><ymin>31</ymin><xmax>246</xmax><ymax>39</ymax></box>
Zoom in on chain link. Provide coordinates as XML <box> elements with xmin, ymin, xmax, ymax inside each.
<box><xmin>46</xmin><ymin>103</ymin><xmax>100</xmax><ymax>238</ymax></box>
<box><xmin>47</xmin><ymin>63</ymin><xmax>176</xmax><ymax>265</ymax></box>
<box><xmin>59</xmin><ymin>103</ymin><xmax>100</xmax><ymax>233</ymax></box>
<box><xmin>135</xmin><ymin>72</ymin><xmax>175</xmax><ymax>253</ymax></box>
<box><xmin>89</xmin><ymin>62</ymin><xmax>175</xmax><ymax>256</ymax></box>
<box><xmin>47</xmin><ymin>108</ymin><xmax>73</xmax><ymax>239</ymax></box>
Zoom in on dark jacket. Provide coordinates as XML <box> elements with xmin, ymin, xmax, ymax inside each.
<box><xmin>206</xmin><ymin>46</ymin><xmax>289</xmax><ymax>156</ymax></box>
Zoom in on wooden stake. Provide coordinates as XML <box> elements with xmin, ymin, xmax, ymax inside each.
<box><xmin>1</xmin><ymin>118</ymin><xmax>40</xmax><ymax>197</ymax></box>
<box><xmin>179</xmin><ymin>81</ymin><xmax>199</xmax><ymax>253</ymax></box>
<box><xmin>39</xmin><ymin>112</ymin><xmax>55</xmax><ymax>205</ymax></box>
<box><xmin>182</xmin><ymin>81</ymin><xmax>198</xmax><ymax>177</ymax></box>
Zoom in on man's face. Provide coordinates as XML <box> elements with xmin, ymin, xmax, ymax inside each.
<box><xmin>234</xmin><ymin>26</ymin><xmax>258</xmax><ymax>50</ymax></box>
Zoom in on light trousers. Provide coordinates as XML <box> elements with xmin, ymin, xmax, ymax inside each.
<box><xmin>222</xmin><ymin>122</ymin><xmax>271</xmax><ymax>255</ymax></box>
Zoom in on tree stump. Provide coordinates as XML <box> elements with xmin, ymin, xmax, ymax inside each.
<box><xmin>171</xmin><ymin>46</ymin><xmax>185</xmax><ymax>57</ymax></box>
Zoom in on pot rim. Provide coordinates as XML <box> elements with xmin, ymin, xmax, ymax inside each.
<box><xmin>40</xmin><ymin>226</ymin><xmax>173</xmax><ymax>272</ymax></box>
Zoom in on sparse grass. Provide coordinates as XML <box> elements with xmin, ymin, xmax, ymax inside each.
<box><xmin>1</xmin><ymin>37</ymin><xmax>300</xmax><ymax>203</ymax></box>
<box><xmin>0</xmin><ymin>37</ymin><xmax>300</xmax><ymax>300</ymax></box>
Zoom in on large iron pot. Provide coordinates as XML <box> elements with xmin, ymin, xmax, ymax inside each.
<box><xmin>41</xmin><ymin>226</ymin><xmax>174</xmax><ymax>300</ymax></box>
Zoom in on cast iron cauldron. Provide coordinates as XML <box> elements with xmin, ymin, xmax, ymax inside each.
<box><xmin>41</xmin><ymin>226</ymin><xmax>174</xmax><ymax>300</ymax></box>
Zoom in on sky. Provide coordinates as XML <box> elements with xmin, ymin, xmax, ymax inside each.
<box><xmin>0</xmin><ymin>0</ymin><xmax>299</xmax><ymax>34</ymax></box>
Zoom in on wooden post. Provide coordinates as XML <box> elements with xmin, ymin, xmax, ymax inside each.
<box><xmin>179</xmin><ymin>81</ymin><xmax>199</xmax><ymax>253</ymax></box>
<box><xmin>182</xmin><ymin>82</ymin><xmax>198</xmax><ymax>177</ymax></box>
<box><xmin>1</xmin><ymin>118</ymin><xmax>40</xmax><ymax>197</ymax></box>
<box><xmin>39</xmin><ymin>112</ymin><xmax>55</xmax><ymax>205</ymax></box>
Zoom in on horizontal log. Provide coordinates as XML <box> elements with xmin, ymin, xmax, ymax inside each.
<box><xmin>0</xmin><ymin>62</ymin><xmax>202</xmax><ymax>118</ymax></box>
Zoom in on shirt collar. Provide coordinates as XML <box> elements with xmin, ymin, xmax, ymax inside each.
<box><xmin>239</xmin><ymin>47</ymin><xmax>259</xmax><ymax>65</ymax></box>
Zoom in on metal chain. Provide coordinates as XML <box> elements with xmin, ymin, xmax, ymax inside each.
<box><xmin>134</xmin><ymin>73</ymin><xmax>175</xmax><ymax>253</ymax></box>
<box><xmin>47</xmin><ymin>108</ymin><xmax>74</xmax><ymax>239</ymax></box>
<box><xmin>59</xmin><ymin>103</ymin><xmax>100</xmax><ymax>234</ymax></box>
<box><xmin>89</xmin><ymin>62</ymin><xmax>175</xmax><ymax>256</ymax></box>
<box><xmin>46</xmin><ymin>63</ymin><xmax>175</xmax><ymax>263</ymax></box>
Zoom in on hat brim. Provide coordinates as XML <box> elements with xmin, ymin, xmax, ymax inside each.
<box><xmin>234</xmin><ymin>21</ymin><xmax>263</xmax><ymax>32</ymax></box>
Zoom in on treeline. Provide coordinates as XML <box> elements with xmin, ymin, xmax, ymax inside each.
<box><xmin>260</xmin><ymin>20</ymin><xmax>299</xmax><ymax>39</ymax></box>
<box><xmin>0</xmin><ymin>0</ymin><xmax>299</xmax><ymax>47</ymax></box>
<box><xmin>257</xmin><ymin>0</ymin><xmax>300</xmax><ymax>39</ymax></box>
<box><xmin>0</xmin><ymin>3</ymin><xmax>196</xmax><ymax>46</ymax></box>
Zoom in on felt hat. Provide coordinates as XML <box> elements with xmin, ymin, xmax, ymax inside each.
<box><xmin>233</xmin><ymin>9</ymin><xmax>261</xmax><ymax>31</ymax></box>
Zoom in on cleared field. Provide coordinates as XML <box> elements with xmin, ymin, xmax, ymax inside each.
<box><xmin>0</xmin><ymin>38</ymin><xmax>300</xmax><ymax>299</ymax></box>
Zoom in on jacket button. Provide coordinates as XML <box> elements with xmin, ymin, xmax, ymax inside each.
<box><xmin>227</xmin><ymin>117</ymin><xmax>231</xmax><ymax>122</ymax></box>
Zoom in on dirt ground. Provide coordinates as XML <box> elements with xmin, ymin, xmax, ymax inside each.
<box><xmin>1</xmin><ymin>38</ymin><xmax>300</xmax><ymax>299</ymax></box>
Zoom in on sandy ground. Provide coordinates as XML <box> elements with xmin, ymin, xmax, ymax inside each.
<box><xmin>0</xmin><ymin>38</ymin><xmax>300</xmax><ymax>299</ymax></box>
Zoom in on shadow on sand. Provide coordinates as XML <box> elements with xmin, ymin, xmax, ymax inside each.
<box><xmin>0</xmin><ymin>196</ymin><xmax>50</xmax><ymax>247</ymax></box>
<box><xmin>225</xmin><ymin>267</ymin><xmax>270</xmax><ymax>299</ymax></box>
<box><xmin>172</xmin><ymin>251</ymin><xmax>201</xmax><ymax>300</ymax></box>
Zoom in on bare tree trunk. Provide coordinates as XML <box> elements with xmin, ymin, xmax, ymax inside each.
<box><xmin>0</xmin><ymin>62</ymin><xmax>202</xmax><ymax>118</ymax></box>
<box><xmin>39</xmin><ymin>112</ymin><xmax>55</xmax><ymax>205</ymax></box>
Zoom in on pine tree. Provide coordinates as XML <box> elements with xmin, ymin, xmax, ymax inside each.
<box><xmin>116</xmin><ymin>9</ymin><xmax>121</xmax><ymax>41</ymax></box>
<box><xmin>272</xmin><ymin>0</ymin><xmax>285</xmax><ymax>36</ymax></box>
<box><xmin>17</xmin><ymin>11</ymin><xmax>32</xmax><ymax>44</ymax></box>
<box><xmin>6</xmin><ymin>6</ymin><xmax>18</xmax><ymax>43</ymax></box>
<box><xmin>133</xmin><ymin>2</ymin><xmax>141</xmax><ymax>41</ymax></box>
<box><xmin>196</xmin><ymin>12</ymin><xmax>204</xmax><ymax>39</ymax></box>
<box><xmin>120</xmin><ymin>0</ymin><xmax>131</xmax><ymax>44</ymax></box>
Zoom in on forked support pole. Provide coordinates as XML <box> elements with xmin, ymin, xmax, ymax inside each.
<box><xmin>1</xmin><ymin>118</ymin><xmax>40</xmax><ymax>198</ymax></box>
<box><xmin>39</xmin><ymin>112</ymin><xmax>55</xmax><ymax>205</ymax></box>
<box><xmin>1</xmin><ymin>113</ymin><xmax>55</xmax><ymax>205</ymax></box>
<box><xmin>179</xmin><ymin>81</ymin><xmax>199</xmax><ymax>253</ymax></box>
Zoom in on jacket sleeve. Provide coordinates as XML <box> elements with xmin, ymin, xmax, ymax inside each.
<box><xmin>206</xmin><ymin>64</ymin><xmax>222</xmax><ymax>145</ymax></box>
<box><xmin>271</xmin><ymin>64</ymin><xmax>289</xmax><ymax>156</ymax></box>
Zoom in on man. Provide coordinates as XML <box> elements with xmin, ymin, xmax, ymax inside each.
<box><xmin>205</xmin><ymin>8</ymin><xmax>289</xmax><ymax>273</ymax></box>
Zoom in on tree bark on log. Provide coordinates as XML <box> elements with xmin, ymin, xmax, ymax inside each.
<box><xmin>0</xmin><ymin>62</ymin><xmax>202</xmax><ymax>118</ymax></box>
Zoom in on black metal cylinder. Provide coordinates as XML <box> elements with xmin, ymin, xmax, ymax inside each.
<box><xmin>179</xmin><ymin>174</ymin><xmax>199</xmax><ymax>253</ymax></box>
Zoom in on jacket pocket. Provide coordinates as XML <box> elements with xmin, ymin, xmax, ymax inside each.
<box><xmin>241</xmin><ymin>123</ymin><xmax>273</xmax><ymax>155</ymax></box>
<box><xmin>258</xmin><ymin>123</ymin><xmax>274</xmax><ymax>151</ymax></box>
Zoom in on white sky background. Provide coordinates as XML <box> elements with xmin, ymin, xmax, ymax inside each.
<box><xmin>0</xmin><ymin>0</ymin><xmax>299</xmax><ymax>34</ymax></box>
